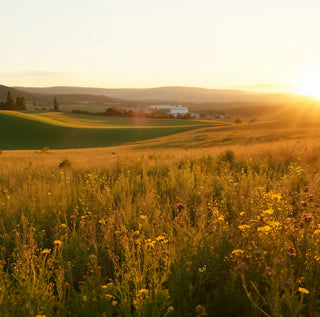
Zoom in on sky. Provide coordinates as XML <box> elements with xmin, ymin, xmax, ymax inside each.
<box><xmin>1</xmin><ymin>0</ymin><xmax>320</xmax><ymax>91</ymax></box>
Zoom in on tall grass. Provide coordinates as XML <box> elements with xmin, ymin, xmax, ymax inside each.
<box><xmin>1</xmin><ymin>146</ymin><xmax>320</xmax><ymax>316</ymax></box>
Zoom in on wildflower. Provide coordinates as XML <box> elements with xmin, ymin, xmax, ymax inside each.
<box><xmin>145</xmin><ymin>239</ymin><xmax>156</xmax><ymax>248</ymax></box>
<box><xmin>217</xmin><ymin>216</ymin><xmax>224</xmax><ymax>222</ymax></box>
<box><xmin>264</xmin><ymin>266</ymin><xmax>275</xmax><ymax>277</ymax></box>
<box><xmin>232</xmin><ymin>249</ymin><xmax>245</xmax><ymax>255</ymax></box>
<box><xmin>298</xmin><ymin>287</ymin><xmax>310</xmax><ymax>294</ymax></box>
<box><xmin>234</xmin><ymin>261</ymin><xmax>248</xmax><ymax>273</ymax></box>
<box><xmin>138</xmin><ymin>288</ymin><xmax>149</xmax><ymax>297</ymax></box>
<box><xmin>313</xmin><ymin>230</ymin><xmax>320</xmax><ymax>236</ymax></box>
<box><xmin>54</xmin><ymin>240</ymin><xmax>62</xmax><ymax>247</ymax></box>
<box><xmin>99</xmin><ymin>218</ymin><xmax>106</xmax><ymax>225</ymax></box>
<box><xmin>284</xmin><ymin>278</ymin><xmax>294</xmax><ymax>287</ymax></box>
<box><xmin>41</xmin><ymin>248</ymin><xmax>51</xmax><ymax>255</ymax></box>
<box><xmin>198</xmin><ymin>265</ymin><xmax>206</xmax><ymax>272</ymax></box>
<box><xmin>139</xmin><ymin>215</ymin><xmax>147</xmax><ymax>220</ymax></box>
<box><xmin>238</xmin><ymin>225</ymin><xmax>250</xmax><ymax>231</ymax></box>
<box><xmin>176</xmin><ymin>203</ymin><xmax>184</xmax><ymax>209</ymax></box>
<box><xmin>268</xmin><ymin>220</ymin><xmax>280</xmax><ymax>229</ymax></box>
<box><xmin>167</xmin><ymin>306</ymin><xmax>174</xmax><ymax>313</ymax></box>
<box><xmin>272</xmin><ymin>194</ymin><xmax>282</xmax><ymax>201</ymax></box>
<box><xmin>112</xmin><ymin>300</ymin><xmax>118</xmax><ymax>306</ymax></box>
<box><xmin>239</xmin><ymin>212</ymin><xmax>245</xmax><ymax>216</ymax></box>
<box><xmin>156</xmin><ymin>235</ymin><xmax>168</xmax><ymax>243</ymax></box>
<box><xmin>297</xmin><ymin>277</ymin><xmax>305</xmax><ymax>286</ymax></box>
<box><xmin>302</xmin><ymin>213</ymin><xmax>313</xmax><ymax>222</ymax></box>
<box><xmin>262</xmin><ymin>208</ymin><xmax>274</xmax><ymax>216</ymax></box>
<box><xmin>257</xmin><ymin>225</ymin><xmax>272</xmax><ymax>234</ymax></box>
<box><xmin>105</xmin><ymin>294</ymin><xmax>115</xmax><ymax>301</ymax></box>
<box><xmin>288</xmin><ymin>247</ymin><xmax>296</xmax><ymax>259</ymax></box>
<box><xmin>195</xmin><ymin>304</ymin><xmax>208</xmax><ymax>317</ymax></box>
<box><xmin>60</xmin><ymin>223</ymin><xmax>67</xmax><ymax>229</ymax></box>
<box><xmin>83</xmin><ymin>295</ymin><xmax>88</xmax><ymax>301</ymax></box>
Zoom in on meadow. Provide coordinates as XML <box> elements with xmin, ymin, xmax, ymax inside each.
<box><xmin>1</xmin><ymin>112</ymin><xmax>320</xmax><ymax>316</ymax></box>
<box><xmin>0</xmin><ymin>111</ymin><xmax>209</xmax><ymax>150</ymax></box>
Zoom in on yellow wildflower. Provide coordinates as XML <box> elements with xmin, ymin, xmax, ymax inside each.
<box><xmin>99</xmin><ymin>219</ymin><xmax>106</xmax><ymax>225</ymax></box>
<box><xmin>271</xmin><ymin>193</ymin><xmax>282</xmax><ymax>201</ymax></box>
<box><xmin>217</xmin><ymin>216</ymin><xmax>224</xmax><ymax>222</ymax></box>
<box><xmin>298</xmin><ymin>287</ymin><xmax>310</xmax><ymax>294</ymax></box>
<box><xmin>195</xmin><ymin>304</ymin><xmax>208</xmax><ymax>316</ymax></box>
<box><xmin>138</xmin><ymin>289</ymin><xmax>149</xmax><ymax>297</ymax></box>
<box><xmin>238</xmin><ymin>225</ymin><xmax>250</xmax><ymax>231</ymax></box>
<box><xmin>262</xmin><ymin>208</ymin><xmax>274</xmax><ymax>216</ymax></box>
<box><xmin>41</xmin><ymin>248</ymin><xmax>51</xmax><ymax>255</ymax></box>
<box><xmin>83</xmin><ymin>295</ymin><xmax>88</xmax><ymax>301</ymax></box>
<box><xmin>105</xmin><ymin>294</ymin><xmax>115</xmax><ymax>301</ymax></box>
<box><xmin>198</xmin><ymin>265</ymin><xmax>206</xmax><ymax>272</ymax></box>
<box><xmin>54</xmin><ymin>240</ymin><xmax>62</xmax><ymax>246</ymax></box>
<box><xmin>232</xmin><ymin>249</ymin><xmax>245</xmax><ymax>255</ymax></box>
<box><xmin>112</xmin><ymin>300</ymin><xmax>118</xmax><ymax>306</ymax></box>
<box><xmin>257</xmin><ymin>226</ymin><xmax>272</xmax><ymax>234</ymax></box>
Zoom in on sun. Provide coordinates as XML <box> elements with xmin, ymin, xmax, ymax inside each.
<box><xmin>295</xmin><ymin>63</ymin><xmax>320</xmax><ymax>99</ymax></box>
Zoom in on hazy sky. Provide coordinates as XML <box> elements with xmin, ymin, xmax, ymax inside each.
<box><xmin>1</xmin><ymin>0</ymin><xmax>320</xmax><ymax>91</ymax></box>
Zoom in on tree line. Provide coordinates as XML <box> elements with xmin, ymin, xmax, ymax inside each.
<box><xmin>72</xmin><ymin>106</ymin><xmax>191</xmax><ymax>119</ymax></box>
<box><xmin>0</xmin><ymin>91</ymin><xmax>26</xmax><ymax>110</ymax></box>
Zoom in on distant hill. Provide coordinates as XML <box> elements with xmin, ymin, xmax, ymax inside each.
<box><xmin>15</xmin><ymin>86</ymin><xmax>257</xmax><ymax>103</ymax></box>
<box><xmin>0</xmin><ymin>85</ymin><xmax>34</xmax><ymax>100</ymax></box>
<box><xmin>1</xmin><ymin>84</ymin><xmax>139</xmax><ymax>110</ymax></box>
<box><xmin>15</xmin><ymin>85</ymin><xmax>316</xmax><ymax>106</ymax></box>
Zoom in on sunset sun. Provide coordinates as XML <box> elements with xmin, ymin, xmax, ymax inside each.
<box><xmin>295</xmin><ymin>64</ymin><xmax>320</xmax><ymax>99</ymax></box>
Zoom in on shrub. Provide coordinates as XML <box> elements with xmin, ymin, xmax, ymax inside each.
<box><xmin>59</xmin><ymin>159</ymin><xmax>72</xmax><ymax>168</ymax></box>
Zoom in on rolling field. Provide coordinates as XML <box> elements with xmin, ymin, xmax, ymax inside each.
<box><xmin>0</xmin><ymin>111</ymin><xmax>213</xmax><ymax>150</ymax></box>
<box><xmin>2</xmin><ymin>111</ymin><xmax>320</xmax><ymax>316</ymax></box>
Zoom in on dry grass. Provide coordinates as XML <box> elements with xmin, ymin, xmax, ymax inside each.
<box><xmin>1</xmin><ymin>119</ymin><xmax>320</xmax><ymax>316</ymax></box>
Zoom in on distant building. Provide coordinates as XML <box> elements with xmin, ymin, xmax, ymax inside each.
<box><xmin>149</xmin><ymin>105</ymin><xmax>189</xmax><ymax>117</ymax></box>
<box><xmin>206</xmin><ymin>114</ymin><xmax>225</xmax><ymax>119</ymax></box>
<box><xmin>190</xmin><ymin>113</ymin><xmax>201</xmax><ymax>119</ymax></box>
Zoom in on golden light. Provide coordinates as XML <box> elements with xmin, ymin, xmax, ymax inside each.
<box><xmin>295</xmin><ymin>63</ymin><xmax>320</xmax><ymax>99</ymax></box>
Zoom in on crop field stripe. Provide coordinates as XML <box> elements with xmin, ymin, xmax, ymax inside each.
<box><xmin>0</xmin><ymin>111</ymin><xmax>212</xmax><ymax>150</ymax></box>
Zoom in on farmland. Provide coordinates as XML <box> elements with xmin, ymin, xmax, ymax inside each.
<box><xmin>0</xmin><ymin>111</ymin><xmax>213</xmax><ymax>150</ymax></box>
<box><xmin>1</xmin><ymin>111</ymin><xmax>320</xmax><ymax>316</ymax></box>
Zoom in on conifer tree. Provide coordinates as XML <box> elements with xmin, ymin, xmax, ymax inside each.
<box><xmin>5</xmin><ymin>91</ymin><xmax>15</xmax><ymax>110</ymax></box>
<box><xmin>16</xmin><ymin>96</ymin><xmax>26</xmax><ymax>110</ymax></box>
<box><xmin>53</xmin><ymin>97</ymin><xmax>60</xmax><ymax>112</ymax></box>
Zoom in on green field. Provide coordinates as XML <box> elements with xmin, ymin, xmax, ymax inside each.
<box><xmin>0</xmin><ymin>111</ymin><xmax>215</xmax><ymax>150</ymax></box>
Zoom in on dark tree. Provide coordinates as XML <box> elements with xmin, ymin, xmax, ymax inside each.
<box><xmin>53</xmin><ymin>97</ymin><xmax>60</xmax><ymax>112</ymax></box>
<box><xmin>16</xmin><ymin>97</ymin><xmax>26</xmax><ymax>110</ymax></box>
<box><xmin>5</xmin><ymin>91</ymin><xmax>15</xmax><ymax>110</ymax></box>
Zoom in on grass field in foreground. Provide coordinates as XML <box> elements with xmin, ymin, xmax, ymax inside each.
<box><xmin>0</xmin><ymin>111</ymin><xmax>215</xmax><ymax>150</ymax></box>
<box><xmin>1</xmin><ymin>138</ymin><xmax>320</xmax><ymax>316</ymax></box>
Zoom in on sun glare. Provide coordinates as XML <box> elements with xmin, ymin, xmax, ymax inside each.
<box><xmin>295</xmin><ymin>63</ymin><xmax>320</xmax><ymax>99</ymax></box>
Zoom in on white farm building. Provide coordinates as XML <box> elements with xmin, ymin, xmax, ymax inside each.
<box><xmin>149</xmin><ymin>105</ymin><xmax>189</xmax><ymax>117</ymax></box>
